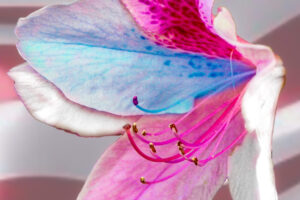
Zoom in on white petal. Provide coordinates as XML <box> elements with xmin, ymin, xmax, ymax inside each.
<box><xmin>213</xmin><ymin>7</ymin><xmax>237</xmax><ymax>42</ymax></box>
<box><xmin>8</xmin><ymin>63</ymin><xmax>136</xmax><ymax>137</ymax></box>
<box><xmin>229</xmin><ymin>63</ymin><xmax>285</xmax><ymax>200</ymax></box>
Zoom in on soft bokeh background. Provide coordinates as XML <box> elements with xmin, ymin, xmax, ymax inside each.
<box><xmin>0</xmin><ymin>0</ymin><xmax>299</xmax><ymax>199</ymax></box>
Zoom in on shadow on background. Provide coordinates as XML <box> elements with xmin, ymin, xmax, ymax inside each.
<box><xmin>256</xmin><ymin>14</ymin><xmax>300</xmax><ymax>107</ymax></box>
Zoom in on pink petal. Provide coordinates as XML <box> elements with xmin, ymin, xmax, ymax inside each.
<box><xmin>229</xmin><ymin>62</ymin><xmax>285</xmax><ymax>199</ymax></box>
<box><xmin>8</xmin><ymin>63</ymin><xmax>137</xmax><ymax>137</ymax></box>
<box><xmin>121</xmin><ymin>0</ymin><xmax>243</xmax><ymax>60</ymax></box>
<box><xmin>78</xmin><ymin>135</ymin><xmax>228</xmax><ymax>200</ymax></box>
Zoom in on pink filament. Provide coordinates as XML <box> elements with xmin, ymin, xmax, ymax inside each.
<box><xmin>135</xmin><ymin>96</ymin><xmax>235</xmax><ymax>146</ymax></box>
<box><xmin>125</xmin><ymin>87</ymin><xmax>249</xmax><ymax>185</ymax></box>
<box><xmin>171</xmin><ymin>96</ymin><xmax>239</xmax><ymax>148</ymax></box>
<box><xmin>209</xmin><ymin>96</ymin><xmax>243</xmax><ymax>156</ymax></box>
<box><xmin>138</xmin><ymin>129</ymin><xmax>247</xmax><ymax>185</ymax></box>
<box><xmin>197</xmin><ymin>129</ymin><xmax>247</xmax><ymax>166</ymax></box>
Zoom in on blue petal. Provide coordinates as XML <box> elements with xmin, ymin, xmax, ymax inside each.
<box><xmin>16</xmin><ymin>0</ymin><xmax>255</xmax><ymax>115</ymax></box>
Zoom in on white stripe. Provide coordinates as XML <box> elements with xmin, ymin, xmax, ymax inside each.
<box><xmin>0</xmin><ymin>0</ymin><xmax>74</xmax><ymax>7</ymax></box>
<box><xmin>273</xmin><ymin>101</ymin><xmax>300</xmax><ymax>164</ymax></box>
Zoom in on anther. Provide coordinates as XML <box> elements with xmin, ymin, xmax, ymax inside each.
<box><xmin>192</xmin><ymin>157</ymin><xmax>198</xmax><ymax>166</ymax></box>
<box><xmin>123</xmin><ymin>124</ymin><xmax>131</xmax><ymax>130</ymax></box>
<box><xmin>177</xmin><ymin>141</ymin><xmax>182</xmax><ymax>147</ymax></box>
<box><xmin>169</xmin><ymin>123</ymin><xmax>178</xmax><ymax>133</ymax></box>
<box><xmin>140</xmin><ymin>177</ymin><xmax>146</xmax><ymax>184</ymax></box>
<box><xmin>149</xmin><ymin>143</ymin><xmax>157</xmax><ymax>153</ymax></box>
<box><xmin>142</xmin><ymin>129</ymin><xmax>146</xmax><ymax>136</ymax></box>
<box><xmin>178</xmin><ymin>146</ymin><xmax>185</xmax><ymax>155</ymax></box>
<box><xmin>133</xmin><ymin>96</ymin><xmax>139</xmax><ymax>105</ymax></box>
<box><xmin>132</xmin><ymin>122</ymin><xmax>138</xmax><ymax>133</ymax></box>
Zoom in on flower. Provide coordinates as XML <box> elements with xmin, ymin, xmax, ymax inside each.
<box><xmin>8</xmin><ymin>0</ymin><xmax>285</xmax><ymax>199</ymax></box>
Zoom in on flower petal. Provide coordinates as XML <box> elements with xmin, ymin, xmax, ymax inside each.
<box><xmin>77</xmin><ymin>135</ymin><xmax>228</xmax><ymax>200</ymax></box>
<box><xmin>8</xmin><ymin>63</ymin><xmax>136</xmax><ymax>137</ymax></box>
<box><xmin>16</xmin><ymin>0</ymin><xmax>254</xmax><ymax>116</ymax></box>
<box><xmin>229</xmin><ymin>62</ymin><xmax>285</xmax><ymax>200</ymax></box>
<box><xmin>122</xmin><ymin>0</ymin><xmax>243</xmax><ymax>59</ymax></box>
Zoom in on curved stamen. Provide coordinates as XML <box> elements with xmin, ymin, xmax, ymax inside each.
<box><xmin>134</xmin><ymin>97</ymin><xmax>234</xmax><ymax>146</ymax></box>
<box><xmin>209</xmin><ymin>97</ymin><xmax>243</xmax><ymax>156</ymax></box>
<box><xmin>137</xmin><ymin>130</ymin><xmax>247</xmax><ymax>186</ymax></box>
<box><xmin>140</xmin><ymin>97</ymin><xmax>231</xmax><ymax>137</ymax></box>
<box><xmin>171</xmin><ymin>96</ymin><xmax>239</xmax><ymax>148</ymax></box>
<box><xmin>150</xmin><ymin>146</ymin><xmax>198</xmax><ymax>164</ymax></box>
<box><xmin>125</xmin><ymin>127</ymin><xmax>192</xmax><ymax>162</ymax></box>
<box><xmin>196</xmin><ymin>130</ymin><xmax>247</xmax><ymax>166</ymax></box>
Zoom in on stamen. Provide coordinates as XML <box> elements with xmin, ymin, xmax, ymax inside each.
<box><xmin>139</xmin><ymin>93</ymin><xmax>236</xmax><ymax>141</ymax></box>
<box><xmin>210</xmin><ymin>96</ymin><xmax>242</xmax><ymax>157</ymax></box>
<box><xmin>195</xmin><ymin>130</ymin><xmax>247</xmax><ymax>166</ymax></box>
<box><xmin>171</xmin><ymin>96</ymin><xmax>239</xmax><ymax>148</ymax></box>
<box><xmin>132</xmin><ymin>122</ymin><xmax>138</xmax><ymax>133</ymax></box>
<box><xmin>126</xmin><ymin>78</ymin><xmax>251</xmax><ymax>186</ymax></box>
<box><xmin>125</xmin><ymin>127</ymin><xmax>189</xmax><ymax>162</ymax></box>
<box><xmin>149</xmin><ymin>143</ymin><xmax>157</xmax><ymax>153</ymax></box>
<box><xmin>134</xmin><ymin>98</ymin><xmax>234</xmax><ymax>146</ymax></box>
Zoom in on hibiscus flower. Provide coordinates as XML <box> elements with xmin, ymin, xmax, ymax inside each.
<box><xmin>9</xmin><ymin>0</ymin><xmax>285</xmax><ymax>199</ymax></box>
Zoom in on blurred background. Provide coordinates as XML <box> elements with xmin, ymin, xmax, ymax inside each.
<box><xmin>0</xmin><ymin>0</ymin><xmax>299</xmax><ymax>199</ymax></box>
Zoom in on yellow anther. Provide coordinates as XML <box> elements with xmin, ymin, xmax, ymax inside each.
<box><xmin>142</xmin><ymin>129</ymin><xmax>147</xmax><ymax>136</ymax></box>
<box><xmin>140</xmin><ymin>177</ymin><xmax>146</xmax><ymax>184</ymax></box>
<box><xmin>132</xmin><ymin>122</ymin><xmax>138</xmax><ymax>133</ymax></box>
<box><xmin>149</xmin><ymin>142</ymin><xmax>157</xmax><ymax>153</ymax></box>
<box><xmin>178</xmin><ymin>146</ymin><xmax>185</xmax><ymax>155</ymax></box>
<box><xmin>169</xmin><ymin>123</ymin><xmax>178</xmax><ymax>133</ymax></box>
<box><xmin>192</xmin><ymin>157</ymin><xmax>198</xmax><ymax>166</ymax></box>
